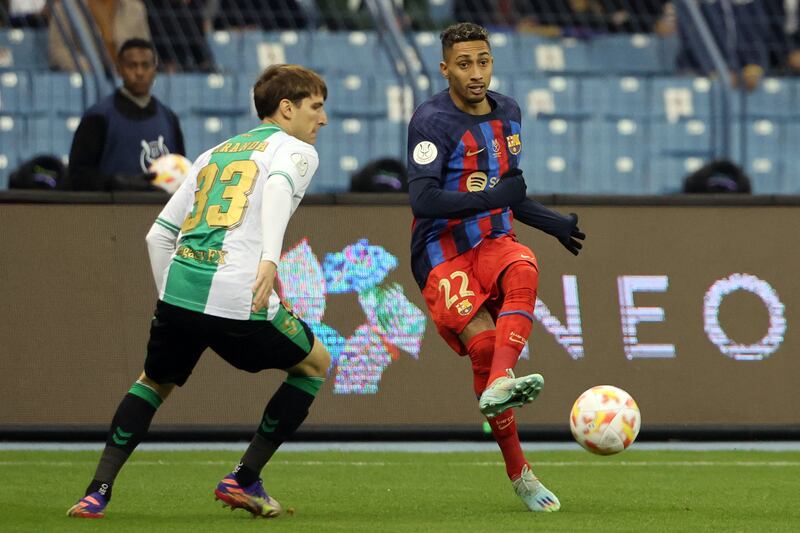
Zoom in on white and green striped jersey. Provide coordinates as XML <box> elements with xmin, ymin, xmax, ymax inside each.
<box><xmin>152</xmin><ymin>124</ymin><xmax>318</xmax><ymax>320</ymax></box>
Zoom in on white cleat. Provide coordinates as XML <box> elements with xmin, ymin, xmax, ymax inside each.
<box><xmin>512</xmin><ymin>465</ymin><xmax>561</xmax><ymax>512</ymax></box>
<box><xmin>479</xmin><ymin>370</ymin><xmax>544</xmax><ymax>418</ymax></box>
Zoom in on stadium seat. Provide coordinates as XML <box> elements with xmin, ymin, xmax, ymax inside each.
<box><xmin>370</xmin><ymin>118</ymin><xmax>406</xmax><ymax>161</ymax></box>
<box><xmin>518</xmin><ymin>36</ymin><xmax>600</xmax><ymax>75</ymax></box>
<box><xmin>0</xmin><ymin>70</ymin><xmax>31</xmax><ymax>114</ymax></box>
<box><xmin>309</xmin><ymin>32</ymin><xmax>393</xmax><ymax>76</ymax></box>
<box><xmin>592</xmin><ymin>34</ymin><xmax>662</xmax><ymax>75</ymax></box>
<box><xmin>0</xmin><ymin>28</ymin><xmax>48</xmax><ymax>70</ymax></box>
<box><xmin>487</xmin><ymin>32</ymin><xmax>518</xmax><ymax>74</ymax></box>
<box><xmin>413</xmin><ymin>32</ymin><xmax>441</xmax><ymax>78</ymax></box>
<box><xmin>580</xmin><ymin>76</ymin><xmax>650</xmax><ymax>119</ymax></box>
<box><xmin>651</xmin><ymin>76</ymin><xmax>713</xmax><ymax>120</ymax></box>
<box><xmin>372</xmin><ymin>77</ymin><xmax>414</xmax><ymax>122</ymax></box>
<box><xmin>0</xmin><ymin>114</ymin><xmax>22</xmax><ymax>188</ymax></box>
<box><xmin>30</xmin><ymin>72</ymin><xmax>91</xmax><ymax>115</ymax></box>
<box><xmin>648</xmin><ymin>155</ymin><xmax>703</xmax><ymax>193</ymax></box>
<box><xmin>311</xmin><ymin>116</ymin><xmax>369</xmax><ymax>193</ymax></box>
<box><xmin>513</xmin><ymin>75</ymin><xmax>582</xmax><ymax>119</ymax></box>
<box><xmin>658</xmin><ymin>34</ymin><xmax>680</xmax><ymax>72</ymax></box>
<box><xmin>326</xmin><ymin>73</ymin><xmax>382</xmax><ymax>117</ymax></box>
<box><xmin>233</xmin><ymin>113</ymin><xmax>259</xmax><ymax>136</ymax></box>
<box><xmin>165</xmin><ymin>73</ymin><xmax>245</xmax><ymax>115</ymax></box>
<box><xmin>207</xmin><ymin>30</ymin><xmax>244</xmax><ymax>73</ymax></box>
<box><xmin>181</xmin><ymin>115</ymin><xmax>236</xmax><ymax>159</ymax></box>
<box><xmin>26</xmin><ymin>115</ymin><xmax>80</xmax><ymax>163</ymax></box>
<box><xmin>521</xmin><ymin>117</ymin><xmax>580</xmax><ymax>194</ymax></box>
<box><xmin>581</xmin><ymin>118</ymin><xmax>649</xmax><ymax>194</ymax></box>
<box><xmin>742</xmin><ymin>119</ymin><xmax>784</xmax><ymax>194</ymax></box>
<box><xmin>743</xmin><ymin>78</ymin><xmax>794</xmax><ymax>120</ymax></box>
<box><xmin>783</xmin><ymin>123</ymin><xmax>800</xmax><ymax>194</ymax></box>
<box><xmin>241</xmin><ymin>31</ymin><xmax>311</xmax><ymax>78</ymax></box>
<box><xmin>650</xmin><ymin>118</ymin><xmax>714</xmax><ymax>158</ymax></box>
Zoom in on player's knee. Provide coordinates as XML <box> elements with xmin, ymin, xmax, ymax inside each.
<box><xmin>502</xmin><ymin>262</ymin><xmax>538</xmax><ymax>303</ymax></box>
<box><xmin>137</xmin><ymin>371</ymin><xmax>174</xmax><ymax>400</ymax></box>
<box><xmin>296</xmin><ymin>340</ymin><xmax>331</xmax><ymax>378</ymax></box>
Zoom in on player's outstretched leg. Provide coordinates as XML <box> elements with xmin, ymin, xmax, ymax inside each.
<box><xmin>479</xmin><ymin>370</ymin><xmax>544</xmax><ymax>418</ymax></box>
<box><xmin>512</xmin><ymin>464</ymin><xmax>561</xmax><ymax>512</ymax></box>
<box><xmin>214</xmin><ymin>473</ymin><xmax>282</xmax><ymax>518</ymax></box>
<box><xmin>215</xmin><ymin>338</ymin><xmax>330</xmax><ymax>518</ymax></box>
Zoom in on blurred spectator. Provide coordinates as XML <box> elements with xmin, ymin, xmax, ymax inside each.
<box><xmin>48</xmin><ymin>0</ymin><xmax>152</xmax><ymax>72</ymax></box>
<box><xmin>315</xmin><ymin>0</ymin><xmax>371</xmax><ymax>30</ymax></box>
<box><xmin>7</xmin><ymin>0</ymin><xmax>49</xmax><ymax>27</ymax></box>
<box><xmin>676</xmin><ymin>0</ymin><xmax>770</xmax><ymax>91</ymax></box>
<box><xmin>144</xmin><ymin>0</ymin><xmax>212</xmax><ymax>71</ymax></box>
<box><xmin>67</xmin><ymin>38</ymin><xmax>185</xmax><ymax>190</ymax></box>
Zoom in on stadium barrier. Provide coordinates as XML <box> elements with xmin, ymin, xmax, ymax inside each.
<box><xmin>1</xmin><ymin>191</ymin><xmax>799</xmax><ymax>440</ymax></box>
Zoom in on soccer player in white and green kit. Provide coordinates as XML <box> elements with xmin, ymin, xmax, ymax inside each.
<box><xmin>68</xmin><ymin>65</ymin><xmax>331</xmax><ymax>519</ymax></box>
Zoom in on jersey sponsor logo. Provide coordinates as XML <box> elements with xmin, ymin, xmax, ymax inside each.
<box><xmin>507</xmin><ymin>133</ymin><xmax>522</xmax><ymax>155</ymax></box>
<box><xmin>466</xmin><ymin>147</ymin><xmax>486</xmax><ymax>157</ymax></box>
<box><xmin>412</xmin><ymin>141</ymin><xmax>438</xmax><ymax>165</ymax></box>
<box><xmin>467</xmin><ymin>171</ymin><xmax>489</xmax><ymax>191</ymax></box>
<box><xmin>491</xmin><ymin>138</ymin><xmax>502</xmax><ymax>158</ymax></box>
<box><xmin>139</xmin><ymin>135</ymin><xmax>169</xmax><ymax>172</ymax></box>
<box><xmin>291</xmin><ymin>153</ymin><xmax>309</xmax><ymax>177</ymax></box>
<box><xmin>177</xmin><ymin>245</ymin><xmax>228</xmax><ymax>265</ymax></box>
<box><xmin>456</xmin><ymin>299</ymin><xmax>474</xmax><ymax>316</ymax></box>
<box><xmin>509</xmin><ymin>331</ymin><xmax>527</xmax><ymax>345</ymax></box>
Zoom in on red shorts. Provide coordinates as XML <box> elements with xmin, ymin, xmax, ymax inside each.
<box><xmin>421</xmin><ymin>235</ymin><xmax>538</xmax><ymax>355</ymax></box>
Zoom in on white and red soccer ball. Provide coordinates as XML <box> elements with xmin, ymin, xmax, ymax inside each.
<box><xmin>570</xmin><ymin>385</ymin><xmax>641</xmax><ymax>455</ymax></box>
<box><xmin>149</xmin><ymin>153</ymin><xmax>191</xmax><ymax>194</ymax></box>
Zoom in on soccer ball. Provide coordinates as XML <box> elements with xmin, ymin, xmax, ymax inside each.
<box><xmin>569</xmin><ymin>385</ymin><xmax>641</xmax><ymax>455</ymax></box>
<box><xmin>149</xmin><ymin>154</ymin><xmax>191</xmax><ymax>194</ymax></box>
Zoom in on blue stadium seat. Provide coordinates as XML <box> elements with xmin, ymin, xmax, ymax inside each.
<box><xmin>311</xmin><ymin>116</ymin><xmax>370</xmax><ymax>193</ymax></box>
<box><xmin>487</xmin><ymin>32</ymin><xmax>518</xmax><ymax>74</ymax></box>
<box><xmin>372</xmin><ymin>77</ymin><xmax>414</xmax><ymax>122</ymax></box>
<box><xmin>513</xmin><ymin>75</ymin><xmax>582</xmax><ymax>119</ymax></box>
<box><xmin>207</xmin><ymin>30</ymin><xmax>244</xmax><ymax>73</ymax></box>
<box><xmin>518</xmin><ymin>36</ymin><xmax>600</xmax><ymax>75</ymax></box>
<box><xmin>233</xmin><ymin>113</ymin><xmax>259</xmax><ymax>136</ymax></box>
<box><xmin>0</xmin><ymin>28</ymin><xmax>48</xmax><ymax>70</ymax></box>
<box><xmin>413</xmin><ymin>32</ymin><xmax>441</xmax><ymax>77</ymax></box>
<box><xmin>0</xmin><ymin>70</ymin><xmax>31</xmax><ymax>114</ymax></box>
<box><xmin>521</xmin><ymin>118</ymin><xmax>580</xmax><ymax>194</ymax></box>
<box><xmin>743</xmin><ymin>78</ymin><xmax>794</xmax><ymax>120</ymax></box>
<box><xmin>166</xmin><ymin>73</ymin><xmax>245</xmax><ymax>115</ymax></box>
<box><xmin>581</xmin><ymin>118</ymin><xmax>649</xmax><ymax>194</ymax></box>
<box><xmin>592</xmin><ymin>34</ymin><xmax>662</xmax><ymax>74</ymax></box>
<box><xmin>648</xmin><ymin>155</ymin><xmax>703</xmax><ymax>193</ymax></box>
<box><xmin>30</xmin><ymin>72</ymin><xmax>91</xmax><ymax>115</ymax></box>
<box><xmin>326</xmin><ymin>73</ymin><xmax>381</xmax><ymax>117</ymax></box>
<box><xmin>650</xmin><ymin>118</ymin><xmax>714</xmax><ymax>157</ymax></box>
<box><xmin>580</xmin><ymin>76</ymin><xmax>650</xmax><ymax>119</ymax></box>
<box><xmin>658</xmin><ymin>35</ymin><xmax>680</xmax><ymax>72</ymax></box>
<box><xmin>26</xmin><ymin>115</ymin><xmax>80</xmax><ymax>163</ymax></box>
<box><xmin>181</xmin><ymin>115</ymin><xmax>236</xmax><ymax>159</ymax></box>
<box><xmin>742</xmin><ymin>119</ymin><xmax>784</xmax><ymax>193</ymax></box>
<box><xmin>309</xmin><ymin>32</ymin><xmax>392</xmax><ymax>76</ymax></box>
<box><xmin>241</xmin><ymin>31</ymin><xmax>311</xmax><ymax>78</ymax></box>
<box><xmin>783</xmin><ymin>123</ymin><xmax>800</xmax><ymax>194</ymax></box>
<box><xmin>0</xmin><ymin>115</ymin><xmax>23</xmax><ymax>188</ymax></box>
<box><xmin>370</xmin><ymin>118</ymin><xmax>406</xmax><ymax>161</ymax></box>
<box><xmin>651</xmin><ymin>76</ymin><xmax>713</xmax><ymax>119</ymax></box>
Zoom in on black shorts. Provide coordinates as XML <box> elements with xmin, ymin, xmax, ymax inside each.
<box><xmin>145</xmin><ymin>300</ymin><xmax>315</xmax><ymax>386</ymax></box>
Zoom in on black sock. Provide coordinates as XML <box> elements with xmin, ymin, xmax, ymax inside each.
<box><xmin>87</xmin><ymin>382</ymin><xmax>163</xmax><ymax>497</ymax></box>
<box><xmin>234</xmin><ymin>376</ymin><xmax>323</xmax><ymax>487</ymax></box>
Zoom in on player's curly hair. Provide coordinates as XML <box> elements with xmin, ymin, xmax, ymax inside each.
<box><xmin>440</xmin><ymin>22</ymin><xmax>490</xmax><ymax>56</ymax></box>
<box><xmin>253</xmin><ymin>64</ymin><xmax>327</xmax><ymax>119</ymax></box>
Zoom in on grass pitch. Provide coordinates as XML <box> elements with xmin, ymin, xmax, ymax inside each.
<box><xmin>2</xmin><ymin>449</ymin><xmax>799</xmax><ymax>532</ymax></box>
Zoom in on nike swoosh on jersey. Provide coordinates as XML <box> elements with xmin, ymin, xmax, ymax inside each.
<box><xmin>466</xmin><ymin>147</ymin><xmax>486</xmax><ymax>156</ymax></box>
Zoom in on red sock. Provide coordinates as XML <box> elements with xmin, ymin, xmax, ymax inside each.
<box><xmin>489</xmin><ymin>262</ymin><xmax>538</xmax><ymax>384</ymax></box>
<box><xmin>467</xmin><ymin>331</ymin><xmax>528</xmax><ymax>480</ymax></box>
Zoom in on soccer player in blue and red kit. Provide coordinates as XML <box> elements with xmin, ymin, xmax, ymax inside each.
<box><xmin>408</xmin><ymin>22</ymin><xmax>585</xmax><ymax>512</ymax></box>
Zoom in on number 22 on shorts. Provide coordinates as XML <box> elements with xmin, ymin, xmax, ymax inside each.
<box><xmin>438</xmin><ymin>271</ymin><xmax>475</xmax><ymax>316</ymax></box>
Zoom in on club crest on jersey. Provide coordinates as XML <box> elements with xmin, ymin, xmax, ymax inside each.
<box><xmin>291</xmin><ymin>153</ymin><xmax>309</xmax><ymax>177</ymax></box>
<box><xmin>506</xmin><ymin>134</ymin><xmax>522</xmax><ymax>155</ymax></box>
<box><xmin>413</xmin><ymin>141</ymin><xmax>438</xmax><ymax>165</ymax></box>
<box><xmin>456</xmin><ymin>299</ymin><xmax>474</xmax><ymax>316</ymax></box>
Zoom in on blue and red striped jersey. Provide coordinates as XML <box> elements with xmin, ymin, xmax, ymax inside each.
<box><xmin>407</xmin><ymin>90</ymin><xmax>523</xmax><ymax>287</ymax></box>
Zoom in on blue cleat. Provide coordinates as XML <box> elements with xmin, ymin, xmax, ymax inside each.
<box><xmin>67</xmin><ymin>491</ymin><xmax>108</xmax><ymax>518</ymax></box>
<box><xmin>214</xmin><ymin>473</ymin><xmax>282</xmax><ymax>518</ymax></box>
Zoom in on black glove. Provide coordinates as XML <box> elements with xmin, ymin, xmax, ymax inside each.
<box><xmin>557</xmin><ymin>212</ymin><xmax>585</xmax><ymax>255</ymax></box>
